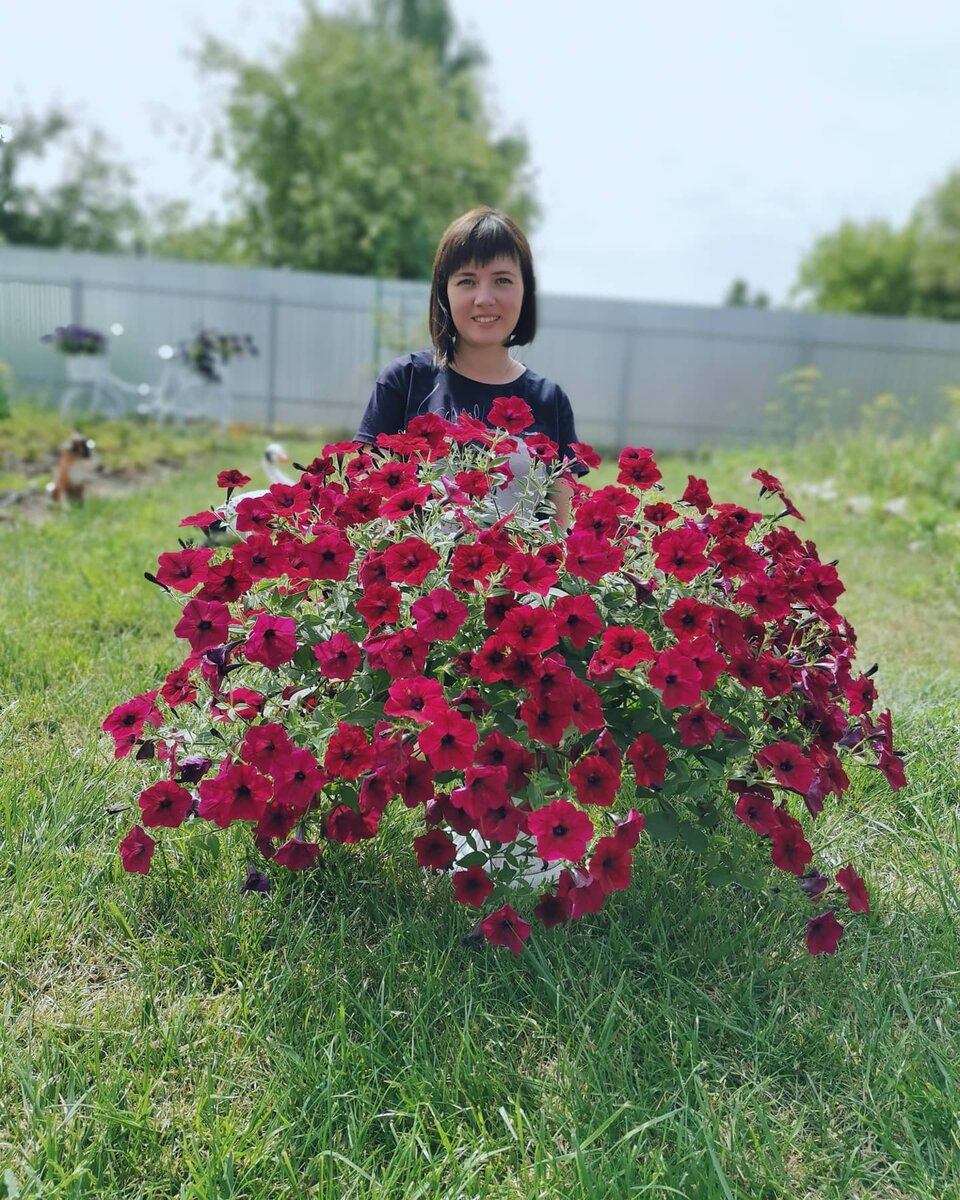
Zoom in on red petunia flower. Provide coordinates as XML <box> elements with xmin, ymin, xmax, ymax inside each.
<box><xmin>756</xmin><ymin>741</ymin><xmax>817</xmax><ymax>794</ymax></box>
<box><xmin>518</xmin><ymin>694</ymin><xmax>573</xmax><ymax>747</ymax></box>
<box><xmin>568</xmin><ymin>441</ymin><xmax>601</xmax><ymax>470</ymax></box>
<box><xmin>383</xmin><ymin>536</ymin><xmax>441</xmax><ymax>585</ymax></box>
<box><xmin>770</xmin><ymin>820</ymin><xmax>813</xmax><ymax>876</ymax></box>
<box><xmin>569</xmin><ymin>754</ymin><xmax>621</xmax><ymax>806</ymax></box>
<box><xmin>161</xmin><ymin>664</ymin><xmax>197</xmax><ymax>708</ymax></box>
<box><xmin>528</xmin><ymin>800</ymin><xmax>594</xmax><ymax>861</ymax></box>
<box><xmin>138</xmin><ymin>780</ymin><xmax>194</xmax><ymax>828</ymax></box>
<box><xmin>449</xmin><ymin>540</ymin><xmax>499</xmax><ymax>591</ymax></box>
<box><xmin>418</xmin><ymin>708</ymin><xmax>478</xmax><ymax>771</ymax></box>
<box><xmin>197</xmin><ymin>557</ymin><xmax>253</xmax><ymax>603</ymax></box>
<box><xmin>413</xmin><ymin>828</ymin><xmax>458</xmax><ymax>870</ymax></box>
<box><xmin>313</xmin><ymin>632</ymin><xmax>362</xmax><ymax>680</ymax></box>
<box><xmin>552</xmin><ymin>593</ymin><xmax>603</xmax><ymax>649</ymax></box>
<box><xmin>676</xmin><ymin>703</ymin><xmax>731</xmax><ymax>747</ymax></box>
<box><xmin>836</xmin><ymin>865</ymin><xmax>869</xmax><ymax>913</ymax></box>
<box><xmin>155</xmin><ymin>547</ymin><xmax>214</xmax><ymax>593</ymax></box>
<box><xmin>198</xmin><ymin>762</ymin><xmax>272</xmax><ymax>828</ymax></box>
<box><xmin>323</xmin><ymin>723</ymin><xmax>376</xmax><ymax>780</ymax></box>
<box><xmin>378</xmin><ymin>629</ymin><xmax>430</xmax><ymax>679</ymax></box>
<box><xmin>242</xmin><ymin>722</ymin><xmax>294</xmax><ymax>776</ymax></box>
<box><xmin>174</xmin><ymin>598</ymin><xmax>231</xmax><ymax>654</ymax></box>
<box><xmin>411</xmin><ymin>588</ymin><xmax>469</xmax><ymax>641</ymax></box>
<box><xmin>326</xmin><ymin>805</ymin><xmax>380</xmax><ymax>843</ymax></box>
<box><xmin>534</xmin><ymin>889</ymin><xmax>571</xmax><ymax>927</ymax></box>
<box><xmin>244</xmin><ymin>613</ymin><xmax>298</xmax><ymax>669</ymax></box>
<box><xmin>489</xmin><ymin>395</ymin><xmax>535</xmax><ymax>434</ymax></box>
<box><xmin>452</xmin><ymin>865</ymin><xmax>494</xmax><ymax>907</ymax></box>
<box><xmin>564</xmin><ymin>532</ymin><xmax>624</xmax><ymax>583</ymax></box>
<box><xmin>481</xmin><ymin>903</ymin><xmax>533</xmax><ymax>954</ymax></box>
<box><xmin>273</xmin><ymin>836</ymin><xmax>323</xmax><ymax>871</ymax></box>
<box><xmin>298</xmin><ymin>526</ymin><xmax>355</xmax><ymax>581</ymax></box>
<box><xmin>588</xmin><ymin>836</ymin><xmax>632</xmax><ymax>893</ymax></box>
<box><xmin>648</xmin><ymin>647</ymin><xmax>704</xmax><ymax>709</ymax></box>
<box><xmin>356</xmin><ymin>583</ymin><xmax>402</xmax><ymax>631</ymax></box>
<box><xmin>384</xmin><ymin>676</ymin><xmax>447</xmax><ymax>722</ymax></box>
<box><xmin>501</xmin><ymin>550</ymin><xmax>559</xmax><ymax>596</ymax></box>
<box><xmin>274</xmin><ymin>747</ymin><xmax>326</xmax><ymax>810</ymax></box>
<box><xmin>499</xmin><ymin>604</ymin><xmax>558</xmax><ymax>655</ymax></box>
<box><xmin>806</xmin><ymin>910</ymin><xmax>844</xmax><ymax>955</ymax></box>
<box><xmin>650</xmin><ymin>526</ymin><xmax>710</xmax><ymax>583</ymax></box>
<box><xmin>599</xmin><ymin>625</ymin><xmax>655</xmax><ymax>669</ymax></box>
<box><xmin>616</xmin><ymin>446</ymin><xmax>661</xmax><ymax>489</ymax></box>
<box><xmin>119</xmin><ymin>825</ymin><xmax>155</xmax><ymax>873</ymax></box>
<box><xmin>627</xmin><ymin>733</ymin><xmax>669</xmax><ymax>788</ymax></box>
<box><xmin>734</xmin><ymin>791</ymin><xmax>777</xmax><ymax>835</ymax></box>
<box><xmin>681</xmin><ymin>475</ymin><xmax>713</xmax><ymax>514</ymax></box>
<box><xmin>217</xmin><ymin>468</ymin><xmax>252</xmax><ymax>489</ymax></box>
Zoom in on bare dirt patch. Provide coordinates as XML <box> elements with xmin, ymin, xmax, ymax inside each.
<box><xmin>0</xmin><ymin>455</ymin><xmax>182</xmax><ymax>526</ymax></box>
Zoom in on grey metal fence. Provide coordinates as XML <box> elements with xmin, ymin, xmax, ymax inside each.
<box><xmin>3</xmin><ymin>244</ymin><xmax>960</xmax><ymax>449</ymax></box>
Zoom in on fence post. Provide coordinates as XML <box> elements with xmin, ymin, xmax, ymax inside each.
<box><xmin>265</xmin><ymin>294</ymin><xmax>278</xmax><ymax>433</ymax></box>
<box><xmin>70</xmin><ymin>278</ymin><xmax>84</xmax><ymax>327</ymax></box>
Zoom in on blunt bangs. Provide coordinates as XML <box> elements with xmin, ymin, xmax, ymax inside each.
<box><xmin>429</xmin><ymin>208</ymin><xmax>537</xmax><ymax>366</ymax></box>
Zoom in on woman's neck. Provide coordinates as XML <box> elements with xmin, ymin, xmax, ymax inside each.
<box><xmin>449</xmin><ymin>345</ymin><xmax>525</xmax><ymax>385</ymax></box>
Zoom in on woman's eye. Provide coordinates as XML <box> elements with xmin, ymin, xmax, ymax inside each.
<box><xmin>496</xmin><ymin>277</ymin><xmax>513</xmax><ymax>285</ymax></box>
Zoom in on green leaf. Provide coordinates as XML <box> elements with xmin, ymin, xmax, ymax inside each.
<box><xmin>705</xmin><ymin>867</ymin><xmax>735</xmax><ymax>887</ymax></box>
<box><xmin>678</xmin><ymin>823</ymin><xmax>709</xmax><ymax>852</ymax></box>
<box><xmin>644</xmin><ymin>811</ymin><xmax>680</xmax><ymax>842</ymax></box>
<box><xmin>458</xmin><ymin>851</ymin><xmax>487</xmax><ymax>868</ymax></box>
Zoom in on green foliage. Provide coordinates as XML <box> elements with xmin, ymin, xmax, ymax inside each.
<box><xmin>792</xmin><ymin>168</ymin><xmax>960</xmax><ymax>320</ymax></box>
<box><xmin>165</xmin><ymin>7</ymin><xmax>537</xmax><ymax>278</ymax></box>
<box><xmin>912</xmin><ymin>170</ymin><xmax>960</xmax><ymax>320</ymax></box>
<box><xmin>723</xmin><ymin>277</ymin><xmax>770</xmax><ymax>309</ymax></box>
<box><xmin>792</xmin><ymin>218</ymin><xmax>918</xmax><ymax>316</ymax></box>
<box><xmin>0</xmin><ymin>104</ymin><xmax>144</xmax><ymax>252</ymax></box>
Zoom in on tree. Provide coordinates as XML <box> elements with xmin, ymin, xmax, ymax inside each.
<box><xmin>175</xmin><ymin>7</ymin><xmax>537</xmax><ymax>279</ymax></box>
<box><xmin>791</xmin><ymin>218</ymin><xmax>917</xmax><ymax>317</ymax></box>
<box><xmin>723</xmin><ymin>277</ymin><xmax>770</xmax><ymax>309</ymax></box>
<box><xmin>0</xmin><ymin>105</ymin><xmax>143</xmax><ymax>252</ymax></box>
<box><xmin>911</xmin><ymin>170</ymin><xmax>960</xmax><ymax>321</ymax></box>
<box><xmin>370</xmin><ymin>0</ymin><xmax>487</xmax><ymax>78</ymax></box>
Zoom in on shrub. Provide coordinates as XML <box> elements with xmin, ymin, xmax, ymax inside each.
<box><xmin>105</xmin><ymin>401</ymin><xmax>905</xmax><ymax>957</ymax></box>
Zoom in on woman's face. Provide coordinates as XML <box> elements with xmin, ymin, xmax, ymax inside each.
<box><xmin>446</xmin><ymin>255</ymin><xmax>524</xmax><ymax>352</ymax></box>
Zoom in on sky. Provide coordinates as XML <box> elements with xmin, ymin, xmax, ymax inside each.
<box><xmin>2</xmin><ymin>0</ymin><xmax>960</xmax><ymax>306</ymax></box>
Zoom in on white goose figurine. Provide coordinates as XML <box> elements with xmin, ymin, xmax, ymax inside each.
<box><xmin>202</xmin><ymin>442</ymin><xmax>295</xmax><ymax>546</ymax></box>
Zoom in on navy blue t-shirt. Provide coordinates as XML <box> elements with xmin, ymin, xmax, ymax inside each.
<box><xmin>356</xmin><ymin>350</ymin><xmax>587</xmax><ymax>474</ymax></box>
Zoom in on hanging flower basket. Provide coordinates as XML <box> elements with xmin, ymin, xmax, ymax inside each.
<box><xmin>105</xmin><ymin>400</ymin><xmax>905</xmax><ymax>958</ymax></box>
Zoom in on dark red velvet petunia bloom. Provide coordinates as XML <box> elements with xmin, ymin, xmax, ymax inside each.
<box><xmin>806</xmin><ymin>909</ymin><xmax>844</xmax><ymax>955</ymax></box>
<box><xmin>119</xmin><ymin>825</ymin><xmax>155</xmax><ymax>873</ymax></box>
<box><xmin>452</xmin><ymin>865</ymin><xmax>494</xmax><ymax>907</ymax></box>
<box><xmin>835</xmin><ymin>864</ymin><xmax>869</xmax><ymax>913</ymax></box>
<box><xmin>413</xmin><ymin>828</ymin><xmax>458</xmax><ymax>870</ymax></box>
<box><xmin>627</xmin><ymin>733</ymin><xmax>669</xmax><ymax>788</ymax></box>
<box><xmin>138</xmin><ymin>780</ymin><xmax>194</xmax><ymax>828</ymax></box>
<box><xmin>481</xmin><ymin>903</ymin><xmax>532</xmax><ymax>954</ymax></box>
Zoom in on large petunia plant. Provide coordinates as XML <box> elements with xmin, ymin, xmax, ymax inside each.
<box><xmin>105</xmin><ymin>399</ymin><xmax>906</xmax><ymax>956</ymax></box>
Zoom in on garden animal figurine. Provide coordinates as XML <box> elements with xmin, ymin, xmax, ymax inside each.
<box><xmin>202</xmin><ymin>442</ymin><xmax>293</xmax><ymax>546</ymax></box>
<box><xmin>46</xmin><ymin>433</ymin><xmax>99</xmax><ymax>505</ymax></box>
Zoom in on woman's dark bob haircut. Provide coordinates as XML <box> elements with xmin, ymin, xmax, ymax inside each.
<box><xmin>429</xmin><ymin>207</ymin><xmax>537</xmax><ymax>368</ymax></box>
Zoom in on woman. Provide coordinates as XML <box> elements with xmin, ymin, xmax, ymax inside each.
<box><xmin>356</xmin><ymin>207</ymin><xmax>586</xmax><ymax>526</ymax></box>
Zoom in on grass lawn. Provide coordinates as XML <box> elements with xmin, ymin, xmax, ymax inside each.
<box><xmin>0</xmin><ymin>413</ymin><xmax>958</xmax><ymax>1198</ymax></box>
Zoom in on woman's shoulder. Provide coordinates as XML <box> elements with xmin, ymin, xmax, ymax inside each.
<box><xmin>377</xmin><ymin>348</ymin><xmax>437</xmax><ymax>385</ymax></box>
<box><xmin>520</xmin><ymin>364</ymin><xmax>571</xmax><ymax>405</ymax></box>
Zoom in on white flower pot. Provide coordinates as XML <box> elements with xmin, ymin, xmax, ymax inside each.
<box><xmin>66</xmin><ymin>355</ymin><xmax>106</xmax><ymax>383</ymax></box>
